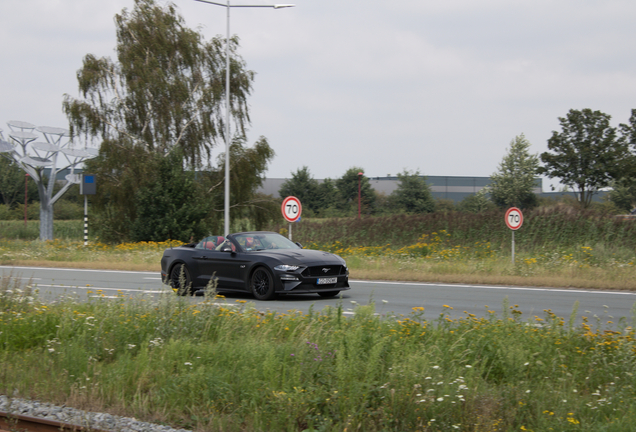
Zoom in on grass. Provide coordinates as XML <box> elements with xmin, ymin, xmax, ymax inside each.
<box><xmin>2</xmin><ymin>210</ymin><xmax>636</xmax><ymax>430</ymax></box>
<box><xmin>2</xmin><ymin>223</ymin><xmax>636</xmax><ymax>290</ymax></box>
<box><xmin>0</xmin><ymin>220</ymin><xmax>84</xmax><ymax>240</ymax></box>
<box><xmin>1</xmin><ymin>276</ymin><xmax>636</xmax><ymax>431</ymax></box>
<box><xmin>0</xmin><ymin>238</ymin><xmax>181</xmax><ymax>271</ymax></box>
<box><xmin>273</xmin><ymin>207</ymin><xmax>636</xmax><ymax>250</ymax></box>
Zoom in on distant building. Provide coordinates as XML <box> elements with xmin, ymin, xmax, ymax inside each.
<box><xmin>259</xmin><ymin>175</ymin><xmax>543</xmax><ymax>203</ymax></box>
<box><xmin>61</xmin><ymin>170</ymin><xmax>601</xmax><ymax>204</ymax></box>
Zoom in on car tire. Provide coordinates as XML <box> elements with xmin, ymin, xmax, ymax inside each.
<box><xmin>170</xmin><ymin>263</ymin><xmax>193</xmax><ymax>296</ymax></box>
<box><xmin>250</xmin><ymin>267</ymin><xmax>276</xmax><ymax>300</ymax></box>
<box><xmin>318</xmin><ymin>291</ymin><xmax>340</xmax><ymax>298</ymax></box>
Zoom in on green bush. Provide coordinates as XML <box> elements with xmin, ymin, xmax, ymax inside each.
<box><xmin>0</xmin><ymin>220</ymin><xmax>83</xmax><ymax>240</ymax></box>
<box><xmin>54</xmin><ymin>200</ymin><xmax>84</xmax><ymax>220</ymax></box>
<box><xmin>0</xmin><ymin>205</ymin><xmax>11</xmax><ymax>220</ymax></box>
<box><xmin>7</xmin><ymin>203</ymin><xmax>39</xmax><ymax>220</ymax></box>
<box><xmin>269</xmin><ymin>206</ymin><xmax>636</xmax><ymax>251</ymax></box>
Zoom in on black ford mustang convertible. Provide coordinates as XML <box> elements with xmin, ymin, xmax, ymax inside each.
<box><xmin>160</xmin><ymin>231</ymin><xmax>350</xmax><ymax>300</ymax></box>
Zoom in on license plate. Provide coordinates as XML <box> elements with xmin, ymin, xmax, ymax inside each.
<box><xmin>317</xmin><ymin>277</ymin><xmax>337</xmax><ymax>285</ymax></box>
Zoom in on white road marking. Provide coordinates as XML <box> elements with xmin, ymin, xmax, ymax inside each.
<box><xmin>0</xmin><ymin>265</ymin><xmax>157</xmax><ymax>275</ymax></box>
<box><xmin>350</xmin><ymin>280</ymin><xmax>636</xmax><ymax>296</ymax></box>
<box><xmin>33</xmin><ymin>284</ymin><xmax>167</xmax><ymax>294</ymax></box>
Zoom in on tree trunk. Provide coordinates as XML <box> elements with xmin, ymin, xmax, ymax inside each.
<box><xmin>37</xmin><ymin>183</ymin><xmax>54</xmax><ymax>241</ymax></box>
<box><xmin>39</xmin><ymin>204</ymin><xmax>54</xmax><ymax>240</ymax></box>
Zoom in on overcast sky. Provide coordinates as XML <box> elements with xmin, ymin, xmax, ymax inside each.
<box><xmin>2</xmin><ymin>0</ymin><xmax>636</xmax><ymax>191</ymax></box>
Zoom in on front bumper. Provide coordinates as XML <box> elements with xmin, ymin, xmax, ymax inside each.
<box><xmin>274</xmin><ymin>268</ymin><xmax>350</xmax><ymax>294</ymax></box>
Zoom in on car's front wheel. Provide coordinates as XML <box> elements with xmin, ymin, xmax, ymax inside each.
<box><xmin>250</xmin><ymin>267</ymin><xmax>276</xmax><ymax>300</ymax></box>
<box><xmin>170</xmin><ymin>263</ymin><xmax>193</xmax><ymax>296</ymax></box>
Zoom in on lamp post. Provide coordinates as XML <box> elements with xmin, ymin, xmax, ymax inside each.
<box><xmin>357</xmin><ymin>172</ymin><xmax>363</xmax><ymax>219</ymax></box>
<box><xmin>194</xmin><ymin>0</ymin><xmax>294</xmax><ymax>237</ymax></box>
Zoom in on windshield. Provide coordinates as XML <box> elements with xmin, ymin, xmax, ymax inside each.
<box><xmin>234</xmin><ymin>233</ymin><xmax>300</xmax><ymax>252</ymax></box>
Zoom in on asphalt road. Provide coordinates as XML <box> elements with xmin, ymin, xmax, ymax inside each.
<box><xmin>2</xmin><ymin>265</ymin><xmax>635</xmax><ymax>327</ymax></box>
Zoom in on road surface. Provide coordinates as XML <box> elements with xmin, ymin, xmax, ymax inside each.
<box><xmin>2</xmin><ymin>265</ymin><xmax>634</xmax><ymax>326</ymax></box>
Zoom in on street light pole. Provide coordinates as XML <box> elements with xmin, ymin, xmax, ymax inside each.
<box><xmin>194</xmin><ymin>0</ymin><xmax>295</xmax><ymax>237</ymax></box>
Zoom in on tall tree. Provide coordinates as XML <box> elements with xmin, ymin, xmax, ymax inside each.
<box><xmin>314</xmin><ymin>178</ymin><xmax>339</xmax><ymax>217</ymax></box>
<box><xmin>609</xmin><ymin>109</ymin><xmax>636</xmax><ymax>212</ymax></box>
<box><xmin>539</xmin><ymin>109</ymin><xmax>629</xmax><ymax>207</ymax></box>
<box><xmin>335</xmin><ymin>167</ymin><xmax>376</xmax><ymax>216</ymax></box>
<box><xmin>278</xmin><ymin>166</ymin><xmax>319</xmax><ymax>213</ymax></box>
<box><xmin>489</xmin><ymin>134</ymin><xmax>539</xmax><ymax>209</ymax></box>
<box><xmin>608</xmin><ymin>177</ymin><xmax>636</xmax><ymax>213</ymax></box>
<box><xmin>65</xmin><ymin>0</ymin><xmax>252</xmax><ymax>163</ymax></box>
<box><xmin>64</xmin><ymin>0</ymin><xmax>255</xmax><ymax>239</ymax></box>
<box><xmin>391</xmin><ymin>170</ymin><xmax>435</xmax><ymax>213</ymax></box>
<box><xmin>619</xmin><ymin>109</ymin><xmax>636</xmax><ymax>149</ymax></box>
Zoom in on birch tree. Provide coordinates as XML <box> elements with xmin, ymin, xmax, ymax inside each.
<box><xmin>63</xmin><ymin>0</ymin><xmax>256</xmax><ymax>239</ymax></box>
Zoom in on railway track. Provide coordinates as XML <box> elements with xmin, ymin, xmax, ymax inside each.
<box><xmin>0</xmin><ymin>410</ymin><xmax>108</xmax><ymax>432</ymax></box>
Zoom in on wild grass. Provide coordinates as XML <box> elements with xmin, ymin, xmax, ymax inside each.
<box><xmin>0</xmin><ymin>239</ymin><xmax>181</xmax><ymax>271</ymax></box>
<box><xmin>0</xmin><ymin>220</ymin><xmax>83</xmax><ymax>240</ymax></box>
<box><xmin>1</xmin><ymin>275</ymin><xmax>636</xmax><ymax>431</ymax></box>
<box><xmin>272</xmin><ymin>207</ymin><xmax>636</xmax><ymax>251</ymax></box>
<box><xmin>305</xmin><ymin>230</ymin><xmax>636</xmax><ymax>290</ymax></box>
<box><xmin>2</xmin><ymin>226</ymin><xmax>636</xmax><ymax>289</ymax></box>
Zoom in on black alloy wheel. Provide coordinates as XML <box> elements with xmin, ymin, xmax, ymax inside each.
<box><xmin>170</xmin><ymin>263</ymin><xmax>192</xmax><ymax>296</ymax></box>
<box><xmin>250</xmin><ymin>267</ymin><xmax>276</xmax><ymax>300</ymax></box>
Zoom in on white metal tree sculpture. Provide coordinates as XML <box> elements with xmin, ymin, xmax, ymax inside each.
<box><xmin>0</xmin><ymin>120</ymin><xmax>97</xmax><ymax>240</ymax></box>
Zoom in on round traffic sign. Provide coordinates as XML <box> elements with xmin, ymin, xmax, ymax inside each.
<box><xmin>281</xmin><ymin>196</ymin><xmax>302</xmax><ymax>222</ymax></box>
<box><xmin>505</xmin><ymin>207</ymin><xmax>523</xmax><ymax>230</ymax></box>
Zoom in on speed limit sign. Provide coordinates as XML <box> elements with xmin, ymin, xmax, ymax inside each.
<box><xmin>505</xmin><ymin>207</ymin><xmax>523</xmax><ymax>230</ymax></box>
<box><xmin>281</xmin><ymin>196</ymin><xmax>302</xmax><ymax>222</ymax></box>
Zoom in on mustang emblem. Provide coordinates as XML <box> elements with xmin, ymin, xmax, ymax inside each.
<box><xmin>322</xmin><ymin>268</ymin><xmax>330</xmax><ymax>273</ymax></box>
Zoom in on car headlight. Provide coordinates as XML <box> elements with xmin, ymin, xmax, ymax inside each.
<box><xmin>274</xmin><ymin>264</ymin><xmax>300</xmax><ymax>271</ymax></box>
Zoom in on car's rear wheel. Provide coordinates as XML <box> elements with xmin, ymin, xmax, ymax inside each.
<box><xmin>318</xmin><ymin>291</ymin><xmax>340</xmax><ymax>298</ymax></box>
<box><xmin>250</xmin><ymin>267</ymin><xmax>276</xmax><ymax>300</ymax></box>
<box><xmin>170</xmin><ymin>263</ymin><xmax>193</xmax><ymax>296</ymax></box>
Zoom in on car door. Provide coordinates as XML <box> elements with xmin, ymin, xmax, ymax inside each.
<box><xmin>195</xmin><ymin>248</ymin><xmax>250</xmax><ymax>290</ymax></box>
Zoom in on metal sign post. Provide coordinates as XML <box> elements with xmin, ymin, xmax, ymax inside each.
<box><xmin>281</xmin><ymin>196</ymin><xmax>302</xmax><ymax>240</ymax></box>
<box><xmin>80</xmin><ymin>175</ymin><xmax>96</xmax><ymax>246</ymax></box>
<box><xmin>504</xmin><ymin>207</ymin><xmax>523</xmax><ymax>264</ymax></box>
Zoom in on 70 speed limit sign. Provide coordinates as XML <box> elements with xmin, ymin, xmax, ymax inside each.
<box><xmin>281</xmin><ymin>196</ymin><xmax>302</xmax><ymax>222</ymax></box>
<box><xmin>505</xmin><ymin>207</ymin><xmax>523</xmax><ymax>230</ymax></box>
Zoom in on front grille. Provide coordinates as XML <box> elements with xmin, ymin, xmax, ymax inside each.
<box><xmin>303</xmin><ymin>265</ymin><xmax>344</xmax><ymax>277</ymax></box>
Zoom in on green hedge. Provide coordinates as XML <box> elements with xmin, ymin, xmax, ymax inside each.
<box><xmin>270</xmin><ymin>207</ymin><xmax>636</xmax><ymax>250</ymax></box>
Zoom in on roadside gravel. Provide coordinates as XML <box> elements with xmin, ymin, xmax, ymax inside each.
<box><xmin>0</xmin><ymin>395</ymin><xmax>192</xmax><ymax>432</ymax></box>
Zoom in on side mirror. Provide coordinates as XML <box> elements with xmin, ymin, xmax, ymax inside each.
<box><xmin>221</xmin><ymin>245</ymin><xmax>233</xmax><ymax>252</ymax></box>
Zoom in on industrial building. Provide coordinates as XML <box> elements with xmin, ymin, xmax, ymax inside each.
<box><xmin>258</xmin><ymin>175</ymin><xmax>544</xmax><ymax>203</ymax></box>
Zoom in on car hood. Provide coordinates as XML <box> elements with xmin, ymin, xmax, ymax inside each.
<box><xmin>253</xmin><ymin>248</ymin><xmax>345</xmax><ymax>266</ymax></box>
